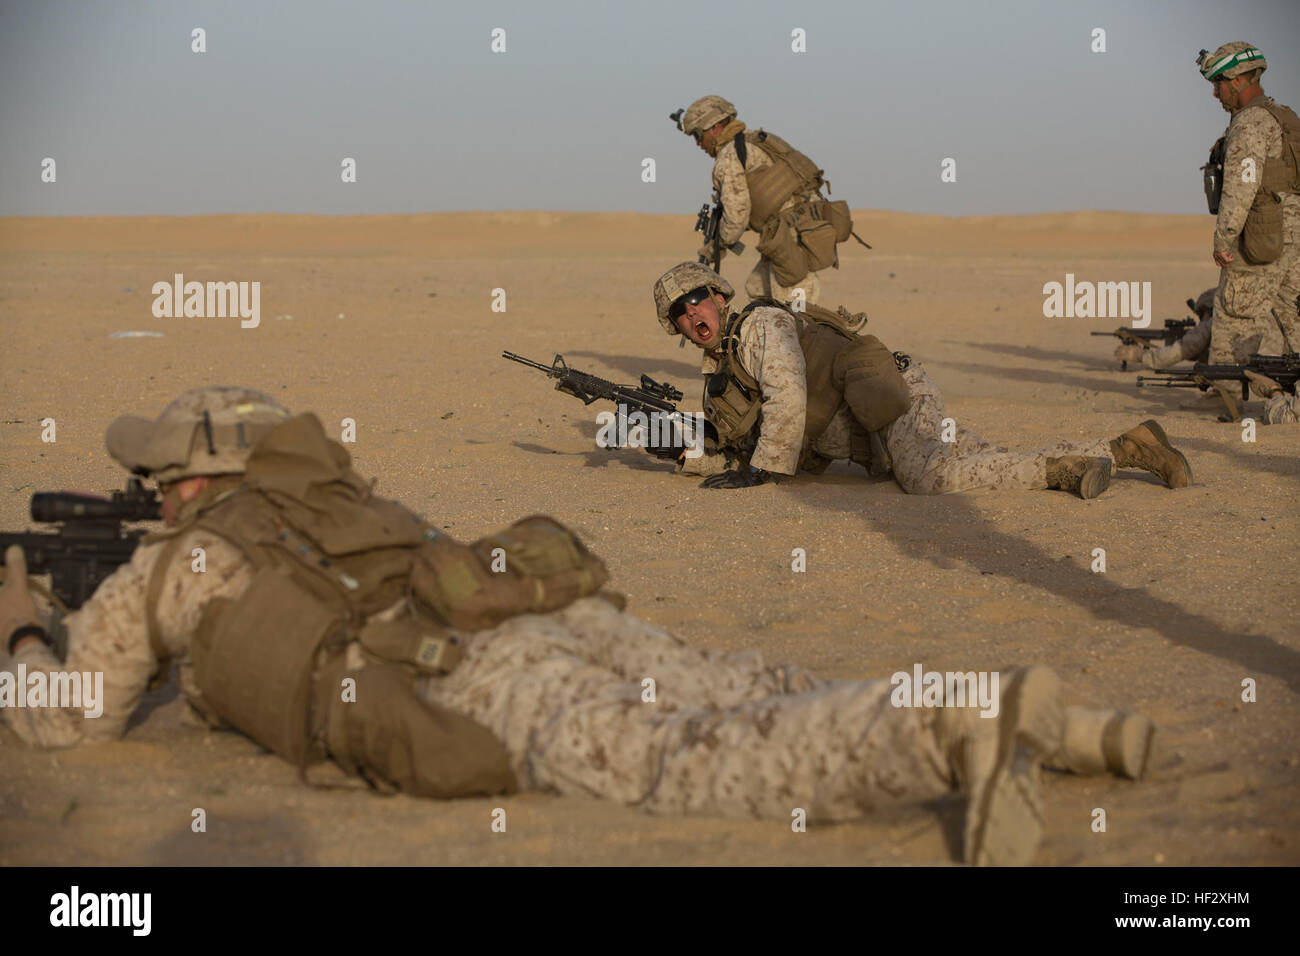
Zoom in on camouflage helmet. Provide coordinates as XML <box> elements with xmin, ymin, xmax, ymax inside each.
<box><xmin>1197</xmin><ymin>43</ymin><xmax>1266</xmax><ymax>81</ymax></box>
<box><xmin>106</xmin><ymin>385</ymin><xmax>292</xmax><ymax>483</ymax></box>
<box><xmin>681</xmin><ymin>95</ymin><xmax>737</xmax><ymax>136</ymax></box>
<box><xmin>653</xmin><ymin>261</ymin><xmax>734</xmax><ymax>334</ymax></box>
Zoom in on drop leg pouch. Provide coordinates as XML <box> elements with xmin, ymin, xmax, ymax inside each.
<box><xmin>191</xmin><ymin>565</ymin><xmax>349</xmax><ymax>768</ymax></box>
<box><xmin>325</xmin><ymin>662</ymin><xmax>518</xmax><ymax>798</ymax></box>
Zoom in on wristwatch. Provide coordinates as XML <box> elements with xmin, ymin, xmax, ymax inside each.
<box><xmin>7</xmin><ymin>623</ymin><xmax>51</xmax><ymax>655</ymax></box>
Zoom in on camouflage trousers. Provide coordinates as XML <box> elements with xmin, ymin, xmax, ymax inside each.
<box><xmin>1265</xmin><ymin>393</ymin><xmax>1300</xmax><ymax>425</ymax></box>
<box><xmin>883</xmin><ymin>365</ymin><xmax>1114</xmax><ymax>494</ymax></box>
<box><xmin>1211</xmin><ymin>195</ymin><xmax>1300</xmax><ymax>364</ymax></box>
<box><xmin>1144</xmin><ymin>318</ymin><xmax>1212</xmax><ymax>370</ymax></box>
<box><xmin>421</xmin><ymin>596</ymin><xmax>952</xmax><ymax>820</ymax></box>
<box><xmin>745</xmin><ymin>258</ymin><xmax>823</xmax><ymax>307</ymax></box>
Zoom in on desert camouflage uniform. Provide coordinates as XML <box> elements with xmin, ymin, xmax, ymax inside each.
<box><xmin>1263</xmin><ymin>392</ymin><xmax>1300</xmax><ymax>424</ymax></box>
<box><xmin>1143</xmin><ymin>320</ymin><xmax>1214</xmax><ymax>370</ymax></box>
<box><xmin>689</xmin><ymin>305</ymin><xmax>807</xmax><ymax>475</ymax></box>
<box><xmin>714</xmin><ymin>138</ymin><xmax>822</xmax><ymax>306</ymax></box>
<box><xmin>1</xmin><ymin>512</ymin><xmax>953</xmax><ymax>820</ymax></box>
<box><xmin>880</xmin><ymin>367</ymin><xmax>1114</xmax><ymax>494</ymax></box>
<box><xmin>425</xmin><ymin>596</ymin><xmax>952</xmax><ymax>818</ymax></box>
<box><xmin>2</xmin><ymin>530</ymin><xmax>251</xmax><ymax>747</ymax></box>
<box><xmin>680</xmin><ymin>308</ymin><xmax>1113</xmax><ymax>492</ymax></box>
<box><xmin>1211</xmin><ymin>98</ymin><xmax>1300</xmax><ymax>363</ymax></box>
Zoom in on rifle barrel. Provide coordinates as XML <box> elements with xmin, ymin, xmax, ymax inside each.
<box><xmin>1135</xmin><ymin>377</ymin><xmax>1196</xmax><ymax>388</ymax></box>
<box><xmin>502</xmin><ymin>351</ymin><xmax>554</xmax><ymax>374</ymax></box>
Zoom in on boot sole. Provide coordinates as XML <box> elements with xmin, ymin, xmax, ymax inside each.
<box><xmin>1103</xmin><ymin>712</ymin><xmax>1156</xmax><ymax>780</ymax></box>
<box><xmin>1133</xmin><ymin>420</ymin><xmax>1194</xmax><ymax>488</ymax></box>
<box><xmin>1079</xmin><ymin>458</ymin><xmax>1112</xmax><ymax>499</ymax></box>
<box><xmin>965</xmin><ymin>667</ymin><xmax>1064</xmax><ymax>866</ymax></box>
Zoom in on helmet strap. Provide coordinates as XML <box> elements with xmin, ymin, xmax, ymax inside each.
<box><xmin>1224</xmin><ymin>87</ymin><xmax>1240</xmax><ymax>110</ymax></box>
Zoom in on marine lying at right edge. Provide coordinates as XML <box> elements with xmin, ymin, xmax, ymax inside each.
<box><xmin>1194</xmin><ymin>42</ymin><xmax>1300</xmax><ymax>417</ymax></box>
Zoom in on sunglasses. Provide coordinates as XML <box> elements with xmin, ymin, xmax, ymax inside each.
<box><xmin>669</xmin><ymin>286</ymin><xmax>712</xmax><ymax>321</ymax></box>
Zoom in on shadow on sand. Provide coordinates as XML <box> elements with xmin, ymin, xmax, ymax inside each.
<box><xmin>806</xmin><ymin>485</ymin><xmax>1300</xmax><ymax>693</ymax></box>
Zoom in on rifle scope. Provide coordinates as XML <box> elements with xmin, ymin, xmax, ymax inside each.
<box><xmin>32</xmin><ymin>483</ymin><xmax>161</xmax><ymax>523</ymax></box>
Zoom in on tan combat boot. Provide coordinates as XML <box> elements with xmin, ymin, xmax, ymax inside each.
<box><xmin>1108</xmin><ymin>420</ymin><xmax>1193</xmax><ymax>488</ymax></box>
<box><xmin>1045</xmin><ymin>456</ymin><xmax>1112</xmax><ymax>499</ymax></box>
<box><xmin>1051</xmin><ymin>707</ymin><xmax>1155</xmax><ymax>780</ymax></box>
<box><xmin>935</xmin><ymin>666</ymin><xmax>1065</xmax><ymax>866</ymax></box>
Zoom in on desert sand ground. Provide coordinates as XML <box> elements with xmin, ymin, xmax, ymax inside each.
<box><xmin>1</xmin><ymin>211</ymin><xmax>1297</xmax><ymax>865</ymax></box>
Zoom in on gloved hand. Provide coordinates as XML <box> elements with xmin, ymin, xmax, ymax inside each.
<box><xmin>1244</xmin><ymin>369</ymin><xmax>1283</xmax><ymax>399</ymax></box>
<box><xmin>1113</xmin><ymin>343</ymin><xmax>1145</xmax><ymax>365</ymax></box>
<box><xmin>697</xmin><ymin>243</ymin><xmax>725</xmax><ymax>264</ymax></box>
<box><xmin>700</xmin><ymin>467</ymin><xmax>773</xmax><ymax>489</ymax></box>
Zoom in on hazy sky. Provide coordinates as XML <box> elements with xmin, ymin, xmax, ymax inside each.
<box><xmin>1</xmin><ymin>0</ymin><xmax>1297</xmax><ymax>217</ymax></box>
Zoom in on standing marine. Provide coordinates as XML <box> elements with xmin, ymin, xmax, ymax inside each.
<box><xmin>1197</xmin><ymin>42</ymin><xmax>1300</xmax><ymax>412</ymax></box>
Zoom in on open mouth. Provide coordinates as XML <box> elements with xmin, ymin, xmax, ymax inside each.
<box><xmin>695</xmin><ymin>320</ymin><xmax>713</xmax><ymax>341</ymax></box>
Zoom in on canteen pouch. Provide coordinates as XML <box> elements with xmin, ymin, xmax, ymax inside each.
<box><xmin>810</xmin><ymin>198</ymin><xmax>854</xmax><ymax>243</ymax></box>
<box><xmin>1241</xmin><ymin>190</ymin><xmax>1283</xmax><ymax>264</ymax></box>
<box><xmin>756</xmin><ymin>212</ymin><xmax>809</xmax><ymax>287</ymax></box>
<box><xmin>794</xmin><ymin>207</ymin><xmax>839</xmax><ymax>274</ymax></box>
<box><xmin>191</xmin><ymin>565</ymin><xmax>350</xmax><ymax>767</ymax></box>
<box><xmin>828</xmin><ymin>199</ymin><xmax>854</xmax><ymax>243</ymax></box>
<box><xmin>410</xmin><ymin>515</ymin><xmax>611</xmax><ymax>631</ymax></box>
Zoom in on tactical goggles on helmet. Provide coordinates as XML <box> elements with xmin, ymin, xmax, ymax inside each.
<box><xmin>668</xmin><ymin>286</ymin><xmax>713</xmax><ymax>321</ymax></box>
<box><xmin>1197</xmin><ymin>50</ymin><xmax>1233</xmax><ymax>86</ymax></box>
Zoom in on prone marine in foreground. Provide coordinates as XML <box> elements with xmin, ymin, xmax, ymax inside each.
<box><xmin>652</xmin><ymin>262</ymin><xmax>1194</xmax><ymax>497</ymax></box>
<box><xmin>1</xmin><ymin>386</ymin><xmax>1151</xmax><ymax>865</ymax></box>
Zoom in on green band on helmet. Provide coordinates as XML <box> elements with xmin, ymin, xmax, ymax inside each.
<box><xmin>1201</xmin><ymin>47</ymin><xmax>1264</xmax><ymax>80</ymax></box>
